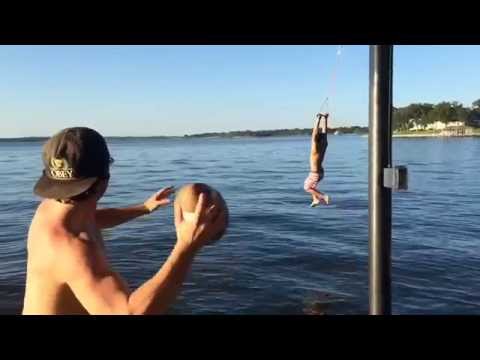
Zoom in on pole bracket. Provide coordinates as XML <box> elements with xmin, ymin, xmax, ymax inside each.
<box><xmin>383</xmin><ymin>166</ymin><xmax>408</xmax><ymax>191</ymax></box>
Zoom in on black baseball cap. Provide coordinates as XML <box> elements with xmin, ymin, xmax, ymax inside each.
<box><xmin>34</xmin><ymin>127</ymin><xmax>112</xmax><ymax>199</ymax></box>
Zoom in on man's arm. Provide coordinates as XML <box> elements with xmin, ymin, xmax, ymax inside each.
<box><xmin>95</xmin><ymin>186</ymin><xmax>174</xmax><ymax>229</ymax></box>
<box><xmin>126</xmin><ymin>243</ymin><xmax>197</xmax><ymax>314</ymax></box>
<box><xmin>63</xmin><ymin>239</ymin><xmax>198</xmax><ymax>315</ymax></box>
<box><xmin>65</xmin><ymin>194</ymin><xmax>224</xmax><ymax>315</ymax></box>
<box><xmin>95</xmin><ymin>205</ymin><xmax>150</xmax><ymax>229</ymax></box>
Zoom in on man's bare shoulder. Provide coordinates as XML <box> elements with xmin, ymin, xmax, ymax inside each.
<box><xmin>29</xmin><ymin>202</ymin><xmax>98</xmax><ymax>277</ymax></box>
<box><xmin>52</xmin><ymin>226</ymin><xmax>103</xmax><ymax>269</ymax></box>
<box><xmin>31</xmin><ymin>204</ymin><xmax>83</xmax><ymax>247</ymax></box>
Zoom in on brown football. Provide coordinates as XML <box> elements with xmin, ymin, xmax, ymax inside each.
<box><xmin>175</xmin><ymin>183</ymin><xmax>229</xmax><ymax>244</ymax></box>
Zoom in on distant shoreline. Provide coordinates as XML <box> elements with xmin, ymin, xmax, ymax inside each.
<box><xmin>0</xmin><ymin>126</ymin><xmax>369</xmax><ymax>141</ymax></box>
<box><xmin>3</xmin><ymin>128</ymin><xmax>479</xmax><ymax>141</ymax></box>
<box><xmin>393</xmin><ymin>130</ymin><xmax>480</xmax><ymax>138</ymax></box>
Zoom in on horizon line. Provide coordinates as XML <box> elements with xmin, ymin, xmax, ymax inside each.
<box><xmin>0</xmin><ymin>125</ymin><xmax>368</xmax><ymax>140</ymax></box>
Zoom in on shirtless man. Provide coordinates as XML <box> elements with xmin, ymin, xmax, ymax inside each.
<box><xmin>304</xmin><ymin>113</ymin><xmax>330</xmax><ymax>207</ymax></box>
<box><xmin>22</xmin><ymin>127</ymin><xmax>227</xmax><ymax>315</ymax></box>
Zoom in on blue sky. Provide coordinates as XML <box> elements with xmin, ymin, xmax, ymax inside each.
<box><xmin>1</xmin><ymin>45</ymin><xmax>479</xmax><ymax>137</ymax></box>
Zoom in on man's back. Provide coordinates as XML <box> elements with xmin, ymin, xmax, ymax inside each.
<box><xmin>23</xmin><ymin>200</ymin><xmax>101</xmax><ymax>315</ymax></box>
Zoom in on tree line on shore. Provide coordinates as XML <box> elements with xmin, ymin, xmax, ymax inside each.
<box><xmin>8</xmin><ymin>100</ymin><xmax>480</xmax><ymax>140</ymax></box>
<box><xmin>393</xmin><ymin>99</ymin><xmax>480</xmax><ymax>131</ymax></box>
<box><xmin>184</xmin><ymin>126</ymin><xmax>368</xmax><ymax>138</ymax></box>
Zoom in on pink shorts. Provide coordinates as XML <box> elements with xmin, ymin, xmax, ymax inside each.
<box><xmin>304</xmin><ymin>169</ymin><xmax>324</xmax><ymax>191</ymax></box>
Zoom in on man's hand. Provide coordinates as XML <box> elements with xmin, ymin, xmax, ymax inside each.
<box><xmin>174</xmin><ymin>193</ymin><xmax>226</xmax><ymax>252</ymax></box>
<box><xmin>144</xmin><ymin>186</ymin><xmax>175</xmax><ymax>213</ymax></box>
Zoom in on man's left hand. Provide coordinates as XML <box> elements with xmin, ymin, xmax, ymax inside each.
<box><xmin>144</xmin><ymin>186</ymin><xmax>175</xmax><ymax>213</ymax></box>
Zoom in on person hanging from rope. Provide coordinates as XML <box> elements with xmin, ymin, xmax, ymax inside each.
<box><xmin>304</xmin><ymin>112</ymin><xmax>330</xmax><ymax>207</ymax></box>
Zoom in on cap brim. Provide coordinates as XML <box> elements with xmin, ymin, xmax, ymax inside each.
<box><xmin>34</xmin><ymin>173</ymin><xmax>99</xmax><ymax>199</ymax></box>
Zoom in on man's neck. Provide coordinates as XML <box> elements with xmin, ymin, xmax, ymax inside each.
<box><xmin>46</xmin><ymin>198</ymin><xmax>98</xmax><ymax>232</ymax></box>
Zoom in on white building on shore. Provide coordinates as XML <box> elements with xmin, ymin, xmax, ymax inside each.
<box><xmin>409</xmin><ymin>119</ymin><xmax>465</xmax><ymax>131</ymax></box>
<box><xmin>426</xmin><ymin>121</ymin><xmax>446</xmax><ymax>130</ymax></box>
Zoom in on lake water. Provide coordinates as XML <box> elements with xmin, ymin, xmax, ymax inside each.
<box><xmin>0</xmin><ymin>135</ymin><xmax>479</xmax><ymax>314</ymax></box>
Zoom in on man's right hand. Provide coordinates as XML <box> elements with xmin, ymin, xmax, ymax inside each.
<box><xmin>174</xmin><ymin>193</ymin><xmax>225</xmax><ymax>252</ymax></box>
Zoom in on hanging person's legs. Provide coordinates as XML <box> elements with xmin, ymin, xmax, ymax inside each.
<box><xmin>304</xmin><ymin>113</ymin><xmax>330</xmax><ymax>207</ymax></box>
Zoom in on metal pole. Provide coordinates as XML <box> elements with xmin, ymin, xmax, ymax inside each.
<box><xmin>368</xmin><ymin>45</ymin><xmax>393</xmax><ymax>315</ymax></box>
